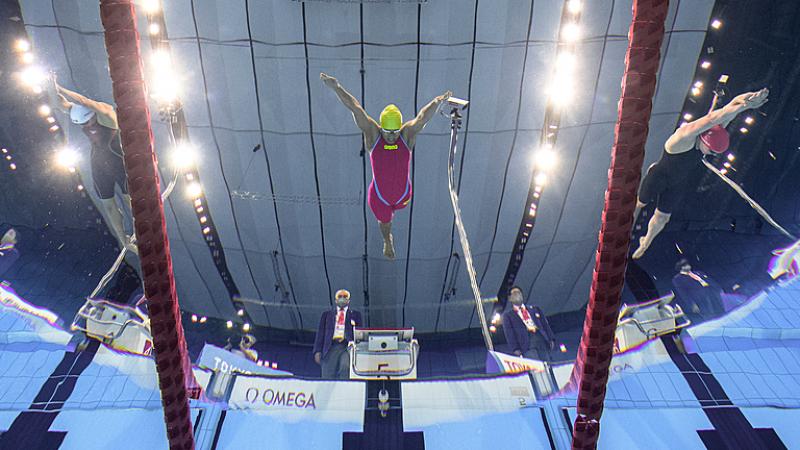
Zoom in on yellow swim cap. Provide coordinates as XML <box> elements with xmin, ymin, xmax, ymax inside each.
<box><xmin>380</xmin><ymin>104</ymin><xmax>403</xmax><ymax>131</ymax></box>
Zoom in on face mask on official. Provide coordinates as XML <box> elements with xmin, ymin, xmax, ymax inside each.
<box><xmin>335</xmin><ymin>289</ymin><xmax>350</xmax><ymax>308</ymax></box>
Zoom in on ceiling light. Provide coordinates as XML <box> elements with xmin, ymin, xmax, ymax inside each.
<box><xmin>14</xmin><ymin>39</ymin><xmax>30</xmax><ymax>52</ymax></box>
<box><xmin>171</xmin><ymin>142</ymin><xmax>197</xmax><ymax>170</ymax></box>
<box><xmin>534</xmin><ymin>148</ymin><xmax>558</xmax><ymax>171</ymax></box>
<box><xmin>186</xmin><ymin>182</ymin><xmax>202</xmax><ymax>197</ymax></box>
<box><xmin>141</xmin><ymin>0</ymin><xmax>160</xmax><ymax>14</ymax></box>
<box><xmin>566</xmin><ymin>0</ymin><xmax>582</xmax><ymax>14</ymax></box>
<box><xmin>561</xmin><ymin>22</ymin><xmax>581</xmax><ymax>42</ymax></box>
<box><xmin>55</xmin><ymin>146</ymin><xmax>79</xmax><ymax>169</ymax></box>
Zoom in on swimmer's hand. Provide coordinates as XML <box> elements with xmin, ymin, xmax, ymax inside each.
<box><xmin>730</xmin><ymin>88</ymin><xmax>769</xmax><ymax>111</ymax></box>
<box><xmin>437</xmin><ymin>90</ymin><xmax>453</xmax><ymax>103</ymax></box>
<box><xmin>320</xmin><ymin>73</ymin><xmax>338</xmax><ymax>89</ymax></box>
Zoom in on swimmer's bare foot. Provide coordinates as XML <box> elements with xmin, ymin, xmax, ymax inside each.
<box><xmin>125</xmin><ymin>235</ymin><xmax>139</xmax><ymax>255</ymax></box>
<box><xmin>383</xmin><ymin>235</ymin><xmax>395</xmax><ymax>260</ymax></box>
<box><xmin>632</xmin><ymin>236</ymin><xmax>649</xmax><ymax>260</ymax></box>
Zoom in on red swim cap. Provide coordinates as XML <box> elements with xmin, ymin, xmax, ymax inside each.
<box><xmin>699</xmin><ymin>125</ymin><xmax>730</xmax><ymax>154</ymax></box>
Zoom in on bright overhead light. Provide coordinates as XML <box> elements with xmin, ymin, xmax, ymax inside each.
<box><xmin>171</xmin><ymin>142</ymin><xmax>197</xmax><ymax>170</ymax></box>
<box><xmin>202</xmin><ymin>226</ymin><xmax>211</xmax><ymax>235</ymax></box>
<box><xmin>46</xmin><ymin>117</ymin><xmax>56</xmax><ymax>124</ymax></box>
<box><xmin>151</xmin><ymin>76</ymin><xmax>179</xmax><ymax>103</ymax></box>
<box><xmin>18</xmin><ymin>66</ymin><xmax>47</xmax><ymax>90</ymax></box>
<box><xmin>739</xmin><ymin>127</ymin><xmax>748</xmax><ymax>134</ymax></box>
<box><xmin>49</xmin><ymin>124</ymin><xmax>60</xmax><ymax>132</ymax></box>
<box><xmin>243</xmin><ymin>323</ymin><xmax>251</xmax><ymax>332</ymax></box>
<box><xmin>561</xmin><ymin>22</ymin><xmax>581</xmax><ymax>42</ymax></box>
<box><xmin>700</xmin><ymin>61</ymin><xmax>711</xmax><ymax>69</ymax></box>
<box><xmin>237</xmin><ymin>309</ymin><xmax>245</xmax><ymax>316</ymax></box>
<box><xmin>727</xmin><ymin>153</ymin><xmax>735</xmax><ymax>162</ymax></box>
<box><xmin>683</xmin><ymin>113</ymin><xmax>693</xmax><ymax>121</ymax></box>
<box><xmin>148</xmin><ymin>23</ymin><xmax>160</xmax><ymax>35</ymax></box>
<box><xmin>744</xmin><ymin>116</ymin><xmax>754</xmax><ymax>125</ymax></box>
<box><xmin>186</xmin><ymin>182</ymin><xmax>202</xmax><ymax>197</ymax></box>
<box><xmin>720</xmin><ymin>168</ymin><xmax>728</xmax><ymax>175</ymax></box>
<box><xmin>534</xmin><ymin>172</ymin><xmax>548</xmax><ymax>186</ymax></box>
<box><xmin>566</xmin><ymin>0</ymin><xmax>582</xmax><ymax>14</ymax></box>
<box><xmin>534</xmin><ymin>148</ymin><xmax>558</xmax><ymax>171</ymax></box>
<box><xmin>723</xmin><ymin>162</ymin><xmax>731</xmax><ymax>168</ymax></box>
<box><xmin>20</xmin><ymin>52</ymin><xmax>34</xmax><ymax>64</ymax></box>
<box><xmin>38</xmin><ymin>104</ymin><xmax>51</xmax><ymax>116</ymax></box>
<box><xmin>226</xmin><ymin>320</ymin><xmax>233</xmax><ymax>329</ymax></box>
<box><xmin>151</xmin><ymin>49</ymin><xmax>171</xmax><ymax>67</ymax></box>
<box><xmin>191</xmin><ymin>314</ymin><xmax>197</xmax><ymax>322</ymax></box>
<box><xmin>199</xmin><ymin>316</ymin><xmax>207</xmax><ymax>323</ymax></box>
<box><xmin>555</xmin><ymin>52</ymin><xmax>577</xmax><ymax>77</ymax></box>
<box><xmin>141</xmin><ymin>0</ymin><xmax>160</xmax><ymax>14</ymax></box>
<box><xmin>55</xmin><ymin>146</ymin><xmax>79</xmax><ymax>169</ymax></box>
<box><xmin>14</xmin><ymin>39</ymin><xmax>30</xmax><ymax>53</ymax></box>
<box><xmin>710</xmin><ymin>19</ymin><xmax>722</xmax><ymax>29</ymax></box>
<box><xmin>693</xmin><ymin>81</ymin><xmax>703</xmax><ymax>88</ymax></box>
<box><xmin>691</xmin><ymin>87</ymin><xmax>701</xmax><ymax>97</ymax></box>
<box><xmin>548</xmin><ymin>74</ymin><xmax>574</xmax><ymax>108</ymax></box>
<box><xmin>150</xmin><ymin>50</ymin><xmax>180</xmax><ymax>103</ymax></box>
<box><xmin>9</xmin><ymin>163</ymin><xmax>16</xmax><ymax>171</ymax></box>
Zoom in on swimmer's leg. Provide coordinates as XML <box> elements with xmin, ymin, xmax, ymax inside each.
<box><xmin>101</xmin><ymin>197</ymin><xmax>134</xmax><ymax>253</ymax></box>
<box><xmin>632</xmin><ymin>208</ymin><xmax>671</xmax><ymax>259</ymax></box>
<box><xmin>379</xmin><ymin>221</ymin><xmax>395</xmax><ymax>260</ymax></box>
<box><xmin>368</xmin><ymin>182</ymin><xmax>396</xmax><ymax>260</ymax></box>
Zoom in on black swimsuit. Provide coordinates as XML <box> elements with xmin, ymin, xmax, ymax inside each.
<box><xmin>638</xmin><ymin>147</ymin><xmax>703</xmax><ymax>214</ymax></box>
<box><xmin>82</xmin><ymin>121</ymin><xmax>128</xmax><ymax>200</ymax></box>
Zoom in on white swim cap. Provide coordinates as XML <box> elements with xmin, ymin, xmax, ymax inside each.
<box><xmin>70</xmin><ymin>104</ymin><xmax>95</xmax><ymax>125</ymax></box>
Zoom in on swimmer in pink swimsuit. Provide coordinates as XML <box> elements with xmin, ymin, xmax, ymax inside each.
<box><xmin>322</xmin><ymin>72</ymin><xmax>451</xmax><ymax>259</ymax></box>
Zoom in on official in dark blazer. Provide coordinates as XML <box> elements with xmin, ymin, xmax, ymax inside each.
<box><xmin>313</xmin><ymin>289</ymin><xmax>363</xmax><ymax>379</ymax></box>
<box><xmin>502</xmin><ymin>286</ymin><xmax>555</xmax><ymax>361</ymax></box>
<box><xmin>671</xmin><ymin>258</ymin><xmax>724</xmax><ymax>321</ymax></box>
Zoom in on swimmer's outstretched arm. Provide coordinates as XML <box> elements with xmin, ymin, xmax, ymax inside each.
<box><xmin>320</xmin><ymin>73</ymin><xmax>378</xmax><ymax>135</ymax></box>
<box><xmin>665</xmin><ymin>88</ymin><xmax>768</xmax><ymax>154</ymax></box>
<box><xmin>403</xmin><ymin>90</ymin><xmax>452</xmax><ymax>140</ymax></box>
<box><xmin>49</xmin><ymin>76</ymin><xmax>118</xmax><ymax>128</ymax></box>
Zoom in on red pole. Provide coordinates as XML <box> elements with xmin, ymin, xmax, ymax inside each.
<box><xmin>571</xmin><ymin>1</ymin><xmax>669</xmax><ymax>448</ymax></box>
<box><xmin>98</xmin><ymin>1</ymin><xmax>195</xmax><ymax>448</ymax></box>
